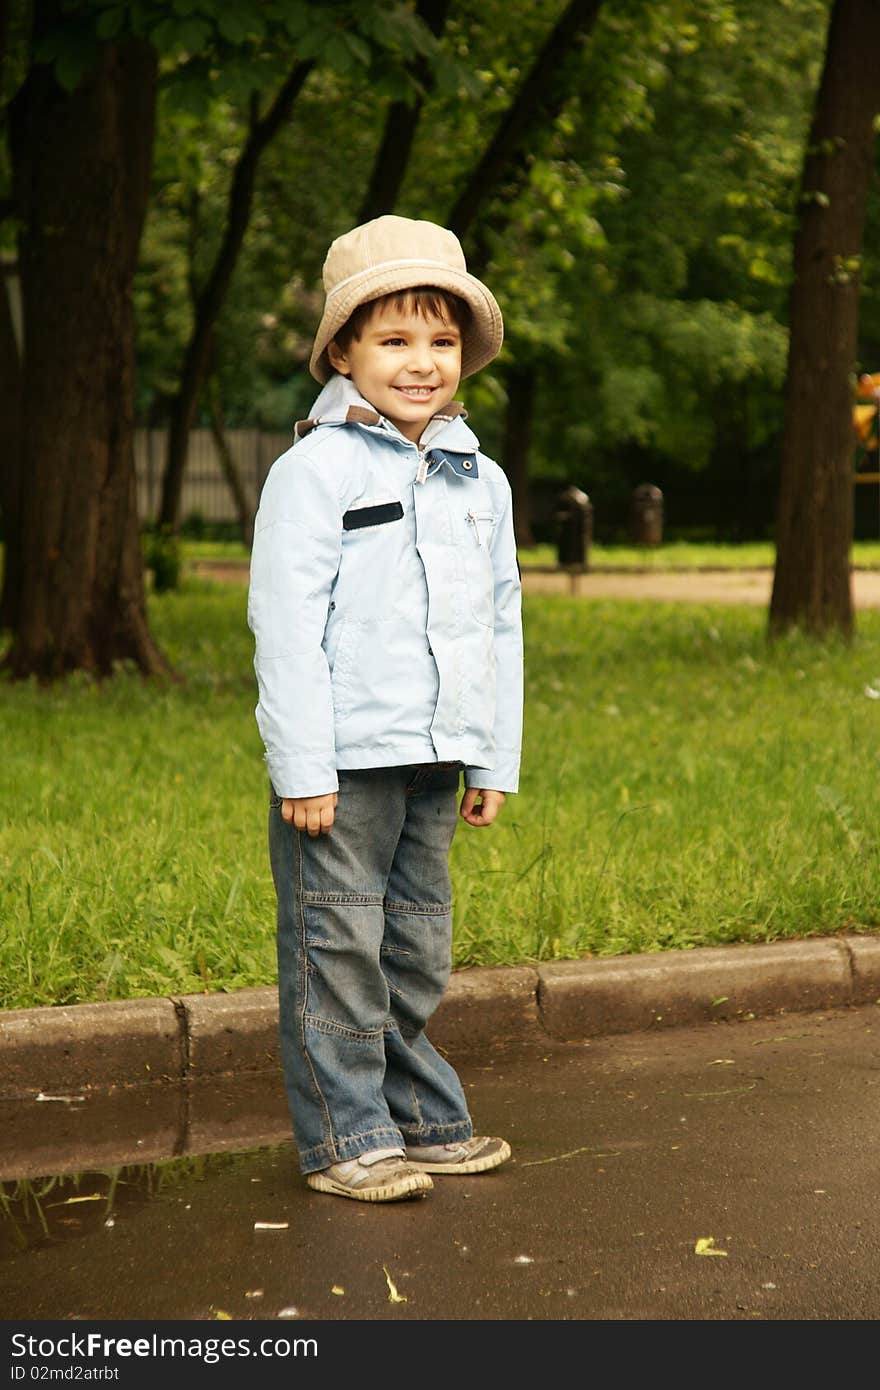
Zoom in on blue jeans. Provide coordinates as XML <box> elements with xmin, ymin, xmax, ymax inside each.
<box><xmin>268</xmin><ymin>763</ymin><xmax>474</xmax><ymax>1174</ymax></box>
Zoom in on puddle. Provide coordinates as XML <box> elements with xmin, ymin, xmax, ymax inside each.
<box><xmin>0</xmin><ymin>1073</ymin><xmax>292</xmax><ymax>1183</ymax></box>
<box><xmin>1</xmin><ymin>1149</ymin><xmax>287</xmax><ymax>1260</ymax></box>
<box><xmin>0</xmin><ymin>1074</ymin><xmax>298</xmax><ymax>1282</ymax></box>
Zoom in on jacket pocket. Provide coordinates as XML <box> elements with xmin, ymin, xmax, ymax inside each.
<box><xmin>464</xmin><ymin>509</ymin><xmax>496</xmax><ymax>627</ymax></box>
<box><xmin>329</xmin><ymin>617</ymin><xmax>362</xmax><ymax>723</ymax></box>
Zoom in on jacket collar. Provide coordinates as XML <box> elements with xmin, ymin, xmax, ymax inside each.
<box><xmin>294</xmin><ymin>375</ymin><xmax>481</xmax><ymax>465</ymax></box>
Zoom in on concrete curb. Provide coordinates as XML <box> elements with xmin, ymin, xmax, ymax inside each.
<box><xmin>2</xmin><ymin>934</ymin><xmax>879</xmax><ymax>1102</ymax></box>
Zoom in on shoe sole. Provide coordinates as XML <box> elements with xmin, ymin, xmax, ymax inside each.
<box><xmin>305</xmin><ymin>1170</ymin><xmax>433</xmax><ymax>1202</ymax></box>
<box><xmin>407</xmin><ymin>1140</ymin><xmax>512</xmax><ymax>1175</ymax></box>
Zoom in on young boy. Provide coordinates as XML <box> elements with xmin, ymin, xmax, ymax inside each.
<box><xmin>247</xmin><ymin>215</ymin><xmax>523</xmax><ymax>1202</ymax></box>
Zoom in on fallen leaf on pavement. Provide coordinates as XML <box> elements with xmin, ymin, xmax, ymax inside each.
<box><xmin>694</xmin><ymin>1237</ymin><xmax>728</xmax><ymax>1257</ymax></box>
<box><xmin>383</xmin><ymin>1266</ymin><xmax>407</xmax><ymax>1304</ymax></box>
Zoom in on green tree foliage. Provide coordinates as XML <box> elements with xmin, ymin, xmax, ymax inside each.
<box><xmin>522</xmin><ymin>0</ymin><xmax>830</xmax><ymax>536</ymax></box>
<box><xmin>130</xmin><ymin>0</ymin><xmax>836</xmax><ymax>547</ymax></box>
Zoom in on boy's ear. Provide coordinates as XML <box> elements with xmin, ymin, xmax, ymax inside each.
<box><xmin>326</xmin><ymin>340</ymin><xmax>350</xmax><ymax>375</ymax></box>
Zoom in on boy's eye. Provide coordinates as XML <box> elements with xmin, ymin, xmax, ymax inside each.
<box><xmin>378</xmin><ymin>335</ymin><xmax>459</xmax><ymax>347</ymax></box>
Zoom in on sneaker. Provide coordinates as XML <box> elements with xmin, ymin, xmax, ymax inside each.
<box><xmin>305</xmin><ymin>1148</ymin><xmax>433</xmax><ymax>1203</ymax></box>
<box><xmin>405</xmin><ymin>1136</ymin><xmax>511</xmax><ymax>1174</ymax></box>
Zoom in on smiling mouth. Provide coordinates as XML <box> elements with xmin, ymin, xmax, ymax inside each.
<box><xmin>393</xmin><ymin>386</ymin><xmax>436</xmax><ymax>398</ymax></box>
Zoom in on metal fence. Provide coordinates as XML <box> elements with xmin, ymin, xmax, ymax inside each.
<box><xmin>134</xmin><ymin>431</ymin><xmax>837</xmax><ymax>542</ymax></box>
<box><xmin>134</xmin><ymin>428</ymin><xmax>293</xmax><ymax>524</ymax></box>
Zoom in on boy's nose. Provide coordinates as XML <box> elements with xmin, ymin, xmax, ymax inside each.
<box><xmin>406</xmin><ymin>343</ymin><xmax>435</xmax><ymax>372</ymax></box>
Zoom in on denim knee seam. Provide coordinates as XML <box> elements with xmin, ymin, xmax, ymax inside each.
<box><xmin>304</xmin><ymin>1013</ymin><xmax>385</xmax><ymax>1042</ymax></box>
<box><xmin>302</xmin><ymin>890</ymin><xmax>384</xmax><ymax>906</ymax></box>
<box><xmin>384</xmin><ymin>898</ymin><xmax>452</xmax><ymax>916</ymax></box>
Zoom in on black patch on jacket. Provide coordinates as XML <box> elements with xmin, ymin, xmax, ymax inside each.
<box><xmin>343</xmin><ymin>501</ymin><xmax>404</xmax><ymax>530</ymax></box>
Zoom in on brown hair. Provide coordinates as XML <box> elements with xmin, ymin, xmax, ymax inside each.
<box><xmin>332</xmin><ymin>286</ymin><xmax>472</xmax><ymax>353</ymax></box>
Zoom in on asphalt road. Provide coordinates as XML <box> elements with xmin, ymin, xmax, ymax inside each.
<box><xmin>2</xmin><ymin>1003</ymin><xmax>879</xmax><ymax>1324</ymax></box>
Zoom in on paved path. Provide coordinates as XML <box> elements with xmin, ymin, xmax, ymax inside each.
<box><xmin>3</xmin><ymin>1004</ymin><xmax>879</xmax><ymax>1323</ymax></box>
<box><xmin>191</xmin><ymin>559</ymin><xmax>880</xmax><ymax>608</ymax></box>
<box><xmin>525</xmin><ymin>566</ymin><xmax>880</xmax><ymax>606</ymax></box>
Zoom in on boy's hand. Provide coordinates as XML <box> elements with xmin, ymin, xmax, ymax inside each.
<box><xmin>282</xmin><ymin>792</ymin><xmax>338</xmax><ymax>836</ymax></box>
<box><xmin>460</xmin><ymin>788</ymin><xmax>505</xmax><ymax>827</ymax></box>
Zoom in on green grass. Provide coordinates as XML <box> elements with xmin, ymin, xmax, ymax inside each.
<box><xmin>182</xmin><ymin>537</ymin><xmax>880</xmax><ymax>571</ymax></box>
<box><xmin>520</xmin><ymin>541</ymin><xmax>783</xmax><ymax>568</ymax></box>
<box><xmin>521</xmin><ymin>539</ymin><xmax>880</xmax><ymax>569</ymax></box>
<box><xmin>3</xmin><ymin>581</ymin><xmax>880</xmax><ymax>1011</ymax></box>
<box><xmin>180</xmin><ymin>540</ymin><xmax>254</xmax><ymax>562</ymax></box>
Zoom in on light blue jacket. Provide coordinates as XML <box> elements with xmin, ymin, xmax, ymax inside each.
<box><xmin>247</xmin><ymin>375</ymin><xmax>523</xmax><ymax>798</ymax></box>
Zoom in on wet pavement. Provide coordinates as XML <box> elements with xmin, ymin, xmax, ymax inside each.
<box><xmin>3</xmin><ymin>1004</ymin><xmax>880</xmax><ymax>1322</ymax></box>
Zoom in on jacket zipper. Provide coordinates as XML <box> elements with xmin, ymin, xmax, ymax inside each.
<box><xmin>466</xmin><ymin>509</ymin><xmax>494</xmax><ymax>547</ymax></box>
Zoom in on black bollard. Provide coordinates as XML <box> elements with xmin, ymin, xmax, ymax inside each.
<box><xmin>556</xmin><ymin>486</ymin><xmax>593</xmax><ymax>566</ymax></box>
<box><xmin>630</xmin><ymin>484</ymin><xmax>663</xmax><ymax>546</ymax></box>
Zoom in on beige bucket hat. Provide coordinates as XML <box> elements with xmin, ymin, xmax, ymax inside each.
<box><xmin>309</xmin><ymin>214</ymin><xmax>504</xmax><ymax>383</ymax></box>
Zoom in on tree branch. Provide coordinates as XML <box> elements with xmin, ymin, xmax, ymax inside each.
<box><xmin>159</xmin><ymin>58</ymin><xmax>314</xmax><ymax>529</ymax></box>
<box><xmin>358</xmin><ymin>0</ymin><xmax>452</xmax><ymax>221</ymax></box>
<box><xmin>195</xmin><ymin>59</ymin><xmax>314</xmax><ymax>334</ymax></box>
<box><xmin>447</xmin><ymin>0</ymin><xmax>603</xmax><ymax>245</ymax></box>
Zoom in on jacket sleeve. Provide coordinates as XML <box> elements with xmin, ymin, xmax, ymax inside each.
<box><xmin>464</xmin><ymin>474</ymin><xmax>523</xmax><ymax>794</ymax></box>
<box><xmin>247</xmin><ymin>443</ymin><xmax>343</xmax><ymax>798</ymax></box>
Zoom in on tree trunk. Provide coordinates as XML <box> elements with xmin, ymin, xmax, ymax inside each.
<box><xmin>0</xmin><ymin>261</ymin><xmax>24</xmax><ymax>631</ymax></box>
<box><xmin>769</xmin><ymin>0</ymin><xmax>880</xmax><ymax>638</ymax></box>
<box><xmin>357</xmin><ymin>0</ymin><xmax>452</xmax><ymax>222</ymax></box>
<box><xmin>4</xmin><ymin>30</ymin><xmax>168</xmax><ymax>679</ymax></box>
<box><xmin>208</xmin><ymin>381</ymin><xmax>255</xmax><ymax>549</ymax></box>
<box><xmin>500</xmin><ymin>360</ymin><xmax>536</xmax><ymax>546</ymax></box>
<box><xmin>158</xmin><ymin>61</ymin><xmax>313</xmax><ymax>533</ymax></box>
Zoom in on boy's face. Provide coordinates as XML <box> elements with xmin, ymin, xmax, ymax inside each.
<box><xmin>327</xmin><ymin>301</ymin><xmax>462</xmax><ymax>444</ymax></box>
